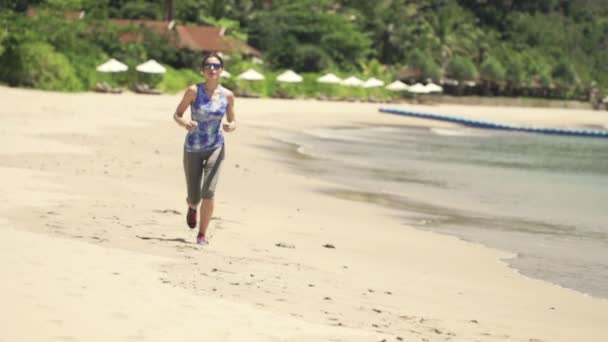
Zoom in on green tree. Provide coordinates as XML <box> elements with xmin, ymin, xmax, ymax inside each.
<box><xmin>552</xmin><ymin>61</ymin><xmax>578</xmax><ymax>87</ymax></box>
<box><xmin>407</xmin><ymin>49</ymin><xmax>440</xmax><ymax>81</ymax></box>
<box><xmin>0</xmin><ymin>16</ymin><xmax>7</xmax><ymax>57</ymax></box>
<box><xmin>447</xmin><ymin>56</ymin><xmax>478</xmax><ymax>81</ymax></box>
<box><xmin>319</xmin><ymin>19</ymin><xmax>371</xmax><ymax>71</ymax></box>
<box><xmin>5</xmin><ymin>41</ymin><xmax>82</xmax><ymax>90</ymax></box>
<box><xmin>334</xmin><ymin>0</ymin><xmax>423</xmax><ymax>64</ymax></box>
<box><xmin>0</xmin><ymin>0</ymin><xmax>44</xmax><ymax>12</ymax></box>
<box><xmin>480</xmin><ymin>56</ymin><xmax>506</xmax><ymax>82</ymax></box>
<box><xmin>519</xmin><ymin>50</ymin><xmax>553</xmax><ymax>87</ymax></box>
<box><xmin>248</xmin><ymin>0</ymin><xmax>371</xmax><ymax>71</ymax></box>
<box><xmin>107</xmin><ymin>0</ymin><xmax>162</xmax><ymax>19</ymax></box>
<box><xmin>296</xmin><ymin>44</ymin><xmax>332</xmax><ymax>72</ymax></box>
<box><xmin>424</xmin><ymin>3</ymin><xmax>483</xmax><ymax>74</ymax></box>
<box><xmin>499</xmin><ymin>51</ymin><xmax>527</xmax><ymax>95</ymax></box>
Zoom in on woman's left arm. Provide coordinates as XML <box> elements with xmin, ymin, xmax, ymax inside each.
<box><xmin>223</xmin><ymin>91</ymin><xmax>237</xmax><ymax>132</ymax></box>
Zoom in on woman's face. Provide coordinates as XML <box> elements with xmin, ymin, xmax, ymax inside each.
<box><xmin>202</xmin><ymin>57</ymin><xmax>223</xmax><ymax>79</ymax></box>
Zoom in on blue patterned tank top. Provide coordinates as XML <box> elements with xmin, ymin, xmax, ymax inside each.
<box><xmin>184</xmin><ymin>84</ymin><xmax>227</xmax><ymax>152</ymax></box>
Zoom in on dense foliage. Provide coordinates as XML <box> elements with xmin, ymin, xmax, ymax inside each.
<box><xmin>0</xmin><ymin>0</ymin><xmax>606</xmax><ymax>100</ymax></box>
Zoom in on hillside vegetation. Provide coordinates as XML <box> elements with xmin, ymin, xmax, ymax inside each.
<box><xmin>1</xmin><ymin>0</ymin><xmax>606</xmax><ymax>100</ymax></box>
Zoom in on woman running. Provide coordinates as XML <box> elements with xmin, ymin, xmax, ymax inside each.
<box><xmin>173</xmin><ymin>52</ymin><xmax>236</xmax><ymax>245</ymax></box>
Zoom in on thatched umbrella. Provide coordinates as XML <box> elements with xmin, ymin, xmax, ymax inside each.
<box><xmin>317</xmin><ymin>73</ymin><xmax>342</xmax><ymax>84</ymax></box>
<box><xmin>96</xmin><ymin>58</ymin><xmax>128</xmax><ymax>73</ymax></box>
<box><xmin>237</xmin><ymin>69</ymin><xmax>265</xmax><ymax>81</ymax></box>
<box><xmin>386</xmin><ymin>80</ymin><xmax>409</xmax><ymax>91</ymax></box>
<box><xmin>277</xmin><ymin>70</ymin><xmax>303</xmax><ymax>83</ymax></box>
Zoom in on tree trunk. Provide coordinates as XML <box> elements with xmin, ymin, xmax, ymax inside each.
<box><xmin>165</xmin><ymin>0</ymin><xmax>174</xmax><ymax>21</ymax></box>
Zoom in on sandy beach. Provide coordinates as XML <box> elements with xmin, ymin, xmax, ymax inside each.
<box><xmin>1</xmin><ymin>85</ymin><xmax>607</xmax><ymax>342</ymax></box>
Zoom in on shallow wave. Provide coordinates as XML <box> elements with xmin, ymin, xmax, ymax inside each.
<box><xmin>430</xmin><ymin>127</ymin><xmax>491</xmax><ymax>137</ymax></box>
<box><xmin>269</xmin><ymin>132</ymin><xmax>326</xmax><ymax>160</ymax></box>
<box><xmin>305</xmin><ymin>128</ymin><xmax>373</xmax><ymax>143</ymax></box>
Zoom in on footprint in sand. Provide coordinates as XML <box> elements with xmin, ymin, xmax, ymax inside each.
<box><xmin>36</xmin><ymin>303</ymin><xmax>52</xmax><ymax>310</ymax></box>
<box><xmin>275</xmin><ymin>242</ymin><xmax>295</xmax><ymax>249</ymax></box>
<box><xmin>153</xmin><ymin>209</ymin><xmax>181</xmax><ymax>215</ymax></box>
<box><xmin>126</xmin><ymin>335</ymin><xmax>146</xmax><ymax>341</ymax></box>
<box><xmin>110</xmin><ymin>312</ymin><xmax>129</xmax><ymax>320</ymax></box>
<box><xmin>90</xmin><ymin>236</ymin><xmax>107</xmax><ymax>243</ymax></box>
<box><xmin>126</xmin><ymin>330</ymin><xmax>147</xmax><ymax>341</ymax></box>
<box><xmin>65</xmin><ymin>291</ymin><xmax>83</xmax><ymax>298</ymax></box>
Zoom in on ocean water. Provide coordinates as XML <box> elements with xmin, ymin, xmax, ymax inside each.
<box><xmin>273</xmin><ymin>124</ymin><xmax>608</xmax><ymax>298</ymax></box>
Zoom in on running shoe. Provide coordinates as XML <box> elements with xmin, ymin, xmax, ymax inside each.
<box><xmin>186</xmin><ymin>207</ymin><xmax>197</xmax><ymax>229</ymax></box>
<box><xmin>196</xmin><ymin>233</ymin><xmax>208</xmax><ymax>245</ymax></box>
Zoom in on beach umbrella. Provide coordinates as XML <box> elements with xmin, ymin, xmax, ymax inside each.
<box><xmin>317</xmin><ymin>73</ymin><xmax>342</xmax><ymax>84</ymax></box>
<box><xmin>424</xmin><ymin>82</ymin><xmax>443</xmax><ymax>93</ymax></box>
<box><xmin>221</xmin><ymin>70</ymin><xmax>231</xmax><ymax>78</ymax></box>
<box><xmin>135</xmin><ymin>59</ymin><xmax>166</xmax><ymax>74</ymax></box>
<box><xmin>407</xmin><ymin>83</ymin><xmax>430</xmax><ymax>94</ymax></box>
<box><xmin>385</xmin><ymin>80</ymin><xmax>409</xmax><ymax>91</ymax></box>
<box><xmin>238</xmin><ymin>68</ymin><xmax>265</xmax><ymax>81</ymax></box>
<box><xmin>276</xmin><ymin>70</ymin><xmax>303</xmax><ymax>83</ymax></box>
<box><xmin>342</xmin><ymin>76</ymin><xmax>364</xmax><ymax>87</ymax></box>
<box><xmin>363</xmin><ymin>77</ymin><xmax>385</xmax><ymax>88</ymax></box>
<box><xmin>96</xmin><ymin>58</ymin><xmax>128</xmax><ymax>73</ymax></box>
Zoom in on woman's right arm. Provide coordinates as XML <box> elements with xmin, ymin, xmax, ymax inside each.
<box><xmin>173</xmin><ymin>86</ymin><xmax>197</xmax><ymax>131</ymax></box>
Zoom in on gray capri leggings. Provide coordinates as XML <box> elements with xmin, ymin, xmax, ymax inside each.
<box><xmin>183</xmin><ymin>145</ymin><xmax>225</xmax><ymax>204</ymax></box>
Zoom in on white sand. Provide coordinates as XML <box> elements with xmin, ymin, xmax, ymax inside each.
<box><xmin>1</xmin><ymin>86</ymin><xmax>607</xmax><ymax>342</ymax></box>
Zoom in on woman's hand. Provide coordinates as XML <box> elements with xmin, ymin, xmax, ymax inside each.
<box><xmin>185</xmin><ymin>120</ymin><xmax>198</xmax><ymax>132</ymax></box>
<box><xmin>223</xmin><ymin>121</ymin><xmax>236</xmax><ymax>132</ymax></box>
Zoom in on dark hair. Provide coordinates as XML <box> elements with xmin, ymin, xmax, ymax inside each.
<box><xmin>200</xmin><ymin>52</ymin><xmax>224</xmax><ymax>69</ymax></box>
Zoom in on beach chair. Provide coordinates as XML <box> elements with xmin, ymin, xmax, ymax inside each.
<box><xmin>134</xmin><ymin>82</ymin><xmax>162</xmax><ymax>95</ymax></box>
<box><xmin>234</xmin><ymin>89</ymin><xmax>260</xmax><ymax>98</ymax></box>
<box><xmin>272</xmin><ymin>89</ymin><xmax>294</xmax><ymax>99</ymax></box>
<box><xmin>95</xmin><ymin>82</ymin><xmax>122</xmax><ymax>94</ymax></box>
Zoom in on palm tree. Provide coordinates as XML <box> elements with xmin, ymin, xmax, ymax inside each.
<box><xmin>164</xmin><ymin>0</ymin><xmax>174</xmax><ymax>20</ymax></box>
<box><xmin>425</xmin><ymin>3</ymin><xmax>482</xmax><ymax>78</ymax></box>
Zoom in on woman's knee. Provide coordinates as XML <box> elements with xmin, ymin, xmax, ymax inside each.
<box><xmin>201</xmin><ymin>190</ymin><xmax>215</xmax><ymax>200</ymax></box>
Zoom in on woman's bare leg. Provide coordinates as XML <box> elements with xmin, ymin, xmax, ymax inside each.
<box><xmin>199</xmin><ymin>199</ymin><xmax>214</xmax><ymax>237</ymax></box>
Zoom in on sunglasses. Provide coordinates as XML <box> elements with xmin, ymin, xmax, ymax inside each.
<box><xmin>203</xmin><ymin>63</ymin><xmax>223</xmax><ymax>70</ymax></box>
